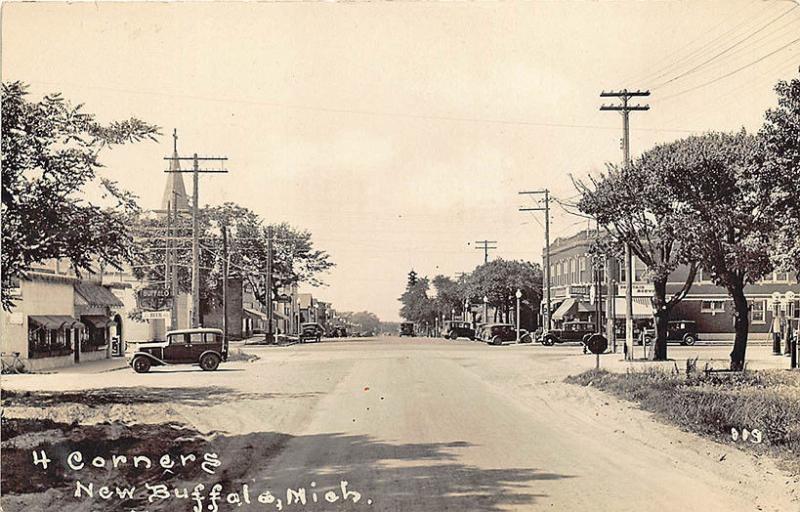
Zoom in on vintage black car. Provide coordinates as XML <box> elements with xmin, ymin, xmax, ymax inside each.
<box><xmin>127</xmin><ymin>328</ymin><xmax>228</xmax><ymax>373</ymax></box>
<box><xmin>399</xmin><ymin>322</ymin><xmax>415</xmax><ymax>337</ymax></box>
<box><xmin>541</xmin><ymin>321</ymin><xmax>596</xmax><ymax>346</ymax></box>
<box><xmin>300</xmin><ymin>322</ymin><xmax>325</xmax><ymax>343</ymax></box>
<box><xmin>478</xmin><ymin>323</ymin><xmax>532</xmax><ymax>345</ymax></box>
<box><xmin>443</xmin><ymin>321</ymin><xmax>475</xmax><ymax>340</ymax></box>
<box><xmin>642</xmin><ymin>320</ymin><xmax>699</xmax><ymax>346</ymax></box>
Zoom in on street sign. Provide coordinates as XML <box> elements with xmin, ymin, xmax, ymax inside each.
<box><xmin>142</xmin><ymin>311</ymin><xmax>171</xmax><ymax>320</ymax></box>
<box><xmin>275</xmin><ymin>294</ymin><xmax>292</xmax><ymax>303</ymax></box>
<box><xmin>586</xmin><ymin>333</ymin><xmax>608</xmax><ymax>355</ymax></box>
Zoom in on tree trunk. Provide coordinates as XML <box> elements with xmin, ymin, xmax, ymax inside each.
<box><xmin>650</xmin><ymin>278</ymin><xmax>669</xmax><ymax>361</ymax></box>
<box><xmin>729</xmin><ymin>280</ymin><xmax>750</xmax><ymax>371</ymax></box>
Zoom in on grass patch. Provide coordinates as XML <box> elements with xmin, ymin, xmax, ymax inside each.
<box><xmin>565</xmin><ymin>368</ymin><xmax>800</xmax><ymax>475</ymax></box>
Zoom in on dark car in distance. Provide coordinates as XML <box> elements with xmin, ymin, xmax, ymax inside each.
<box><xmin>443</xmin><ymin>321</ymin><xmax>475</xmax><ymax>340</ymax></box>
<box><xmin>541</xmin><ymin>321</ymin><xmax>596</xmax><ymax>346</ymax></box>
<box><xmin>127</xmin><ymin>328</ymin><xmax>228</xmax><ymax>373</ymax></box>
<box><xmin>400</xmin><ymin>322</ymin><xmax>415</xmax><ymax>337</ymax></box>
<box><xmin>642</xmin><ymin>320</ymin><xmax>699</xmax><ymax>346</ymax></box>
<box><xmin>478</xmin><ymin>323</ymin><xmax>532</xmax><ymax>345</ymax></box>
<box><xmin>300</xmin><ymin>323</ymin><xmax>325</xmax><ymax>343</ymax></box>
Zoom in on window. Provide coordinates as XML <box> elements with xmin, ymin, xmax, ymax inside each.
<box><xmin>701</xmin><ymin>300</ymin><xmax>726</xmax><ymax>315</ymax></box>
<box><xmin>774</xmin><ymin>271</ymin><xmax>789</xmax><ymax>282</ymax></box>
<box><xmin>190</xmin><ymin>332</ymin><xmax>204</xmax><ymax>343</ymax></box>
<box><xmin>580</xmin><ymin>257</ymin><xmax>587</xmax><ymax>272</ymax></box>
<box><xmin>203</xmin><ymin>333</ymin><xmax>219</xmax><ymax>344</ymax></box>
<box><xmin>750</xmin><ymin>300</ymin><xmax>766</xmax><ymax>323</ymax></box>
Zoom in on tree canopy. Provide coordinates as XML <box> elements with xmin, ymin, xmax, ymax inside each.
<box><xmin>1</xmin><ymin>81</ymin><xmax>159</xmax><ymax>310</ymax></box>
<box><xmin>760</xmin><ymin>71</ymin><xmax>800</xmax><ymax>280</ymax></box>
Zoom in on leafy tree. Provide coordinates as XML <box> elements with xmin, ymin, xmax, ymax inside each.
<box><xmin>464</xmin><ymin>259</ymin><xmax>543</xmax><ymax>324</ymax></box>
<box><xmin>131</xmin><ymin>202</ymin><xmax>334</xmax><ymax>314</ymax></box>
<box><xmin>658</xmin><ymin>132</ymin><xmax>772</xmax><ymax>370</ymax></box>
<box><xmin>1</xmin><ymin>81</ymin><xmax>159</xmax><ymax>310</ymax></box>
<box><xmin>347</xmin><ymin>311</ymin><xmax>381</xmax><ymax>334</ymax></box>
<box><xmin>398</xmin><ymin>275</ymin><xmax>436</xmax><ymax>326</ymax></box>
<box><xmin>760</xmin><ymin>71</ymin><xmax>800</xmax><ymax>280</ymax></box>
<box><xmin>431</xmin><ymin>275</ymin><xmax>465</xmax><ymax>319</ymax></box>
<box><xmin>576</xmin><ymin>149</ymin><xmax>699</xmax><ymax>361</ymax></box>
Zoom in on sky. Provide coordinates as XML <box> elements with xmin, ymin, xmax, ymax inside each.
<box><xmin>2</xmin><ymin>0</ymin><xmax>799</xmax><ymax>321</ymax></box>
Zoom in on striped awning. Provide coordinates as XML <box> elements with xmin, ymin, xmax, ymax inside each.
<box><xmin>29</xmin><ymin>315</ymin><xmax>84</xmax><ymax>330</ymax></box>
<box><xmin>612</xmin><ymin>297</ymin><xmax>653</xmax><ymax>319</ymax></box>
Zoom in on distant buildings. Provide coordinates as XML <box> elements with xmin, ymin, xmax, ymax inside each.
<box><xmin>544</xmin><ymin>230</ymin><xmax>800</xmax><ymax>340</ymax></box>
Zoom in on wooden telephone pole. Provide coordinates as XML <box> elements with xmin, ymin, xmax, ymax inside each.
<box><xmin>519</xmin><ymin>189</ymin><xmax>551</xmax><ymax>331</ymax></box>
<box><xmin>474</xmin><ymin>240</ymin><xmax>498</xmax><ymax>264</ymax></box>
<box><xmin>164</xmin><ymin>134</ymin><xmax>228</xmax><ymax>328</ymax></box>
<box><xmin>600</xmin><ymin>89</ymin><xmax>649</xmax><ymax>360</ymax></box>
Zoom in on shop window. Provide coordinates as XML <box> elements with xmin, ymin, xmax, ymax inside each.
<box><xmin>28</xmin><ymin>324</ymin><xmax>71</xmax><ymax>359</ymax></box>
<box><xmin>701</xmin><ymin>300</ymin><xmax>726</xmax><ymax>315</ymax></box>
<box><xmin>750</xmin><ymin>300</ymin><xmax>766</xmax><ymax>323</ymax></box>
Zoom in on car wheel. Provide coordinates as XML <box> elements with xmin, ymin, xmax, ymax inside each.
<box><xmin>683</xmin><ymin>334</ymin><xmax>697</xmax><ymax>346</ymax></box>
<box><xmin>644</xmin><ymin>335</ymin><xmax>653</xmax><ymax>346</ymax></box>
<box><xmin>491</xmin><ymin>335</ymin><xmax>502</xmax><ymax>346</ymax></box>
<box><xmin>132</xmin><ymin>356</ymin><xmax>151</xmax><ymax>374</ymax></box>
<box><xmin>200</xmin><ymin>353</ymin><xmax>221</xmax><ymax>371</ymax></box>
<box><xmin>543</xmin><ymin>335</ymin><xmax>555</xmax><ymax>346</ymax></box>
<box><xmin>520</xmin><ymin>334</ymin><xmax>532</xmax><ymax>344</ymax></box>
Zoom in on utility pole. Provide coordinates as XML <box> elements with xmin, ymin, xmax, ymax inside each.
<box><xmin>600</xmin><ymin>89</ymin><xmax>649</xmax><ymax>360</ymax></box>
<box><xmin>519</xmin><ymin>189</ymin><xmax>551</xmax><ymax>332</ymax></box>
<box><xmin>222</xmin><ymin>225</ymin><xmax>229</xmax><ymax>346</ymax></box>
<box><xmin>165</xmin><ymin>146</ymin><xmax>228</xmax><ymax>328</ymax></box>
<box><xmin>170</xmin><ymin>194</ymin><xmax>180</xmax><ymax>330</ymax></box>
<box><xmin>265</xmin><ymin>226</ymin><xmax>274</xmax><ymax>343</ymax></box>
<box><xmin>474</xmin><ymin>240</ymin><xmax>497</xmax><ymax>264</ymax></box>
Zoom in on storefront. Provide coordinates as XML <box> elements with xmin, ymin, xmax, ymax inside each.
<box><xmin>74</xmin><ymin>282</ymin><xmax>123</xmax><ymax>363</ymax></box>
<box><xmin>27</xmin><ymin>316</ymin><xmax>84</xmax><ymax>361</ymax></box>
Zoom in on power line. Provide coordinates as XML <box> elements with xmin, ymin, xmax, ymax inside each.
<box><xmin>621</xmin><ymin>0</ymin><xmax>762</xmax><ymax>86</ymax></box>
<box><xmin>652</xmin><ymin>4</ymin><xmax>799</xmax><ymax>90</ymax></box>
<box><xmin>654</xmin><ymin>35</ymin><xmax>800</xmax><ymax>103</ymax></box>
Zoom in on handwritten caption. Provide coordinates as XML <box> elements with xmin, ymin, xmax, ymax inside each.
<box><xmin>31</xmin><ymin>449</ymin><xmax>373</xmax><ymax>511</ymax></box>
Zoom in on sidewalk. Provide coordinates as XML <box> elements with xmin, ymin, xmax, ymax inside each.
<box><xmin>41</xmin><ymin>357</ymin><xmax>129</xmax><ymax>375</ymax></box>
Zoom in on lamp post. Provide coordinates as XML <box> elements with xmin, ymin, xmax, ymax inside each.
<box><xmin>451</xmin><ymin>308</ymin><xmax>455</xmax><ymax>322</ymax></box>
<box><xmin>483</xmin><ymin>295</ymin><xmax>489</xmax><ymax>324</ymax></box>
<box><xmin>515</xmin><ymin>289</ymin><xmax>522</xmax><ymax>342</ymax></box>
<box><xmin>296</xmin><ymin>299</ymin><xmax>302</xmax><ymax>337</ymax></box>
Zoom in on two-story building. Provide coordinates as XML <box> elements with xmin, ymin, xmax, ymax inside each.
<box><xmin>544</xmin><ymin>229</ymin><xmax>800</xmax><ymax>341</ymax></box>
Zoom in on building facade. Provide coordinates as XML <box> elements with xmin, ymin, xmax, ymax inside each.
<box><xmin>1</xmin><ymin>260</ymin><xmax>125</xmax><ymax>371</ymax></box>
<box><xmin>544</xmin><ymin>230</ymin><xmax>800</xmax><ymax>340</ymax></box>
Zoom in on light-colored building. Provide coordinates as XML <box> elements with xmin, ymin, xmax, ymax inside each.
<box><xmin>1</xmin><ymin>260</ymin><xmax>124</xmax><ymax>371</ymax></box>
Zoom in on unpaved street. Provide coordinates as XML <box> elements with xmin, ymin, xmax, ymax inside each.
<box><xmin>2</xmin><ymin>338</ymin><xmax>798</xmax><ymax>512</ymax></box>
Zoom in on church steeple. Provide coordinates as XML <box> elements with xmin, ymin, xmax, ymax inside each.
<box><xmin>160</xmin><ymin>128</ymin><xmax>189</xmax><ymax>211</ymax></box>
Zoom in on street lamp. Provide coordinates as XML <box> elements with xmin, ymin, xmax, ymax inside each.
<box><xmin>451</xmin><ymin>308</ymin><xmax>456</xmax><ymax>322</ymax></box>
<box><xmin>296</xmin><ymin>299</ymin><xmax>302</xmax><ymax>336</ymax></box>
<box><xmin>483</xmin><ymin>295</ymin><xmax>489</xmax><ymax>324</ymax></box>
<box><xmin>515</xmin><ymin>289</ymin><xmax>522</xmax><ymax>342</ymax></box>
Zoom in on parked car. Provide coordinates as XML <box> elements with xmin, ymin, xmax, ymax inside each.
<box><xmin>300</xmin><ymin>322</ymin><xmax>325</xmax><ymax>343</ymax></box>
<box><xmin>399</xmin><ymin>322</ymin><xmax>415</xmax><ymax>337</ymax></box>
<box><xmin>443</xmin><ymin>321</ymin><xmax>475</xmax><ymax>340</ymax></box>
<box><xmin>541</xmin><ymin>321</ymin><xmax>597</xmax><ymax>346</ymax></box>
<box><xmin>478</xmin><ymin>323</ymin><xmax>532</xmax><ymax>345</ymax></box>
<box><xmin>642</xmin><ymin>320</ymin><xmax>699</xmax><ymax>346</ymax></box>
<box><xmin>127</xmin><ymin>328</ymin><xmax>228</xmax><ymax>373</ymax></box>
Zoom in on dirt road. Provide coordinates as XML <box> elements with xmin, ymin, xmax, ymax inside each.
<box><xmin>2</xmin><ymin>338</ymin><xmax>797</xmax><ymax>511</ymax></box>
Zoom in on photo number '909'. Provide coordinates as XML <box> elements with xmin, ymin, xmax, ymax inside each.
<box><xmin>731</xmin><ymin>428</ymin><xmax>763</xmax><ymax>444</ymax></box>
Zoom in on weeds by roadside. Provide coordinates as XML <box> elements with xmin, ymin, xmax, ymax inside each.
<box><xmin>565</xmin><ymin>368</ymin><xmax>800</xmax><ymax>475</ymax></box>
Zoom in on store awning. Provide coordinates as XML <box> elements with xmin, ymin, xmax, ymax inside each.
<box><xmin>74</xmin><ymin>282</ymin><xmax>123</xmax><ymax>308</ymax></box>
<box><xmin>29</xmin><ymin>315</ymin><xmax>84</xmax><ymax>330</ymax></box>
<box><xmin>244</xmin><ymin>307</ymin><xmax>268</xmax><ymax>320</ymax></box>
<box><xmin>612</xmin><ymin>298</ymin><xmax>653</xmax><ymax>319</ymax></box>
<box><xmin>80</xmin><ymin>315</ymin><xmax>115</xmax><ymax>328</ymax></box>
<box><xmin>552</xmin><ymin>298</ymin><xmax>576</xmax><ymax>321</ymax></box>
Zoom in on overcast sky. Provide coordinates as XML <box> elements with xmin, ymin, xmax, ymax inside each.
<box><xmin>3</xmin><ymin>1</ymin><xmax>799</xmax><ymax>321</ymax></box>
